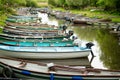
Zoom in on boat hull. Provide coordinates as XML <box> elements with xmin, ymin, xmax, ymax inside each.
<box><xmin>73</xmin><ymin>20</ymin><xmax>87</xmax><ymax>24</ymax></box>
<box><xmin>0</xmin><ymin>43</ymin><xmax>91</xmax><ymax>59</ymax></box>
<box><xmin>0</xmin><ymin>49</ymin><xmax>90</xmax><ymax>59</ymax></box>
<box><xmin>0</xmin><ymin>57</ymin><xmax>119</xmax><ymax>80</ymax></box>
<box><xmin>0</xmin><ymin>33</ymin><xmax>68</xmax><ymax>39</ymax></box>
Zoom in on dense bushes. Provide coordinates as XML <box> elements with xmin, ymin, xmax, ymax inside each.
<box><xmin>66</xmin><ymin>0</ymin><xmax>89</xmax><ymax>9</ymax></box>
<box><xmin>26</xmin><ymin>0</ymin><xmax>38</xmax><ymax>7</ymax></box>
<box><xmin>48</xmin><ymin>0</ymin><xmax>120</xmax><ymax>12</ymax></box>
<box><xmin>48</xmin><ymin>0</ymin><xmax>89</xmax><ymax>9</ymax></box>
<box><xmin>0</xmin><ymin>0</ymin><xmax>38</xmax><ymax>26</ymax></box>
<box><xmin>0</xmin><ymin>0</ymin><xmax>38</xmax><ymax>13</ymax></box>
<box><xmin>48</xmin><ymin>0</ymin><xmax>56</xmax><ymax>7</ymax></box>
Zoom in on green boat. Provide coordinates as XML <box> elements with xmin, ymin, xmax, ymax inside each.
<box><xmin>9</xmin><ymin>15</ymin><xmax>37</xmax><ymax>19</ymax></box>
<box><xmin>3</xmin><ymin>26</ymin><xmax>63</xmax><ymax>36</ymax></box>
<box><xmin>6</xmin><ymin>17</ymin><xmax>37</xmax><ymax>23</ymax></box>
<box><xmin>0</xmin><ymin>33</ymin><xmax>70</xmax><ymax>40</ymax></box>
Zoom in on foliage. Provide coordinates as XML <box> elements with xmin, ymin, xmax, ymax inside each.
<box><xmin>36</xmin><ymin>0</ymin><xmax>48</xmax><ymax>7</ymax></box>
<box><xmin>90</xmin><ymin>0</ymin><xmax>98</xmax><ymax>6</ymax></box>
<box><xmin>112</xmin><ymin>18</ymin><xmax>120</xmax><ymax>23</ymax></box>
<box><xmin>0</xmin><ymin>28</ymin><xmax>3</xmax><ymax>33</ymax></box>
<box><xmin>26</xmin><ymin>0</ymin><xmax>38</xmax><ymax>7</ymax></box>
<box><xmin>48</xmin><ymin>0</ymin><xmax>120</xmax><ymax>12</ymax></box>
<box><xmin>0</xmin><ymin>0</ymin><xmax>39</xmax><ymax>26</ymax></box>
<box><xmin>1</xmin><ymin>0</ymin><xmax>26</xmax><ymax>7</ymax></box>
<box><xmin>115</xmin><ymin>0</ymin><xmax>120</xmax><ymax>12</ymax></box>
<box><xmin>96</xmin><ymin>0</ymin><xmax>120</xmax><ymax>11</ymax></box>
<box><xmin>48</xmin><ymin>0</ymin><xmax>56</xmax><ymax>6</ymax></box>
<box><xmin>0</xmin><ymin>0</ymin><xmax>26</xmax><ymax>12</ymax></box>
<box><xmin>65</xmin><ymin>0</ymin><xmax>89</xmax><ymax>9</ymax></box>
<box><xmin>0</xmin><ymin>11</ymin><xmax>7</xmax><ymax>26</ymax></box>
<box><xmin>48</xmin><ymin>0</ymin><xmax>90</xmax><ymax>9</ymax></box>
<box><xmin>54</xmin><ymin>0</ymin><xmax>66</xmax><ymax>7</ymax></box>
<box><xmin>37</xmin><ymin>0</ymin><xmax>48</xmax><ymax>2</ymax></box>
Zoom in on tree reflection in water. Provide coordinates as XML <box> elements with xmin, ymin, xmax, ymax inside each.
<box><xmin>73</xmin><ymin>26</ymin><xmax>120</xmax><ymax>70</ymax></box>
<box><xmin>96</xmin><ymin>28</ymin><xmax>120</xmax><ymax>70</ymax></box>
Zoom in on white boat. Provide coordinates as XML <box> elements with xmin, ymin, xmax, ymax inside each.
<box><xmin>0</xmin><ymin>57</ymin><xmax>120</xmax><ymax>79</ymax></box>
<box><xmin>0</xmin><ymin>43</ymin><xmax>92</xmax><ymax>59</ymax></box>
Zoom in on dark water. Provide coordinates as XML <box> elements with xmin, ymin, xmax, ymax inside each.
<box><xmin>38</xmin><ymin>12</ymin><xmax>120</xmax><ymax>70</ymax></box>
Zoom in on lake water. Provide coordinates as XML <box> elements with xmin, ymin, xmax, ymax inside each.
<box><xmin>38</xmin><ymin>12</ymin><xmax>120</xmax><ymax>70</ymax></box>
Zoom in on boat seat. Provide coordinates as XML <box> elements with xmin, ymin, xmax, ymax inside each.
<box><xmin>47</xmin><ymin>63</ymin><xmax>56</xmax><ymax>73</ymax></box>
<box><xmin>18</xmin><ymin>60</ymin><xmax>27</xmax><ymax>68</ymax></box>
<box><xmin>48</xmin><ymin>66</ymin><xmax>56</xmax><ymax>73</ymax></box>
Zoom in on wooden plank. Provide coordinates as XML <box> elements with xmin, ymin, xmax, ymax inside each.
<box><xmin>26</xmin><ymin>57</ymin><xmax>91</xmax><ymax>67</ymax></box>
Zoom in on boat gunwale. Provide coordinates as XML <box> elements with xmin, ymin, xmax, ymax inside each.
<box><xmin>0</xmin><ymin>33</ymin><xmax>67</xmax><ymax>39</ymax></box>
<box><xmin>0</xmin><ymin>44</ymin><xmax>91</xmax><ymax>53</ymax></box>
<box><xmin>0</xmin><ymin>57</ymin><xmax>120</xmax><ymax>77</ymax></box>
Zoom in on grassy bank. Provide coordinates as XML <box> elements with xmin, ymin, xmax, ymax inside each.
<box><xmin>37</xmin><ymin>0</ymin><xmax>48</xmax><ymax>7</ymax></box>
<box><xmin>71</xmin><ymin>10</ymin><xmax>120</xmax><ymax>23</ymax></box>
<box><xmin>0</xmin><ymin>12</ymin><xmax>7</xmax><ymax>26</ymax></box>
<box><xmin>51</xmin><ymin>7</ymin><xmax>120</xmax><ymax>23</ymax></box>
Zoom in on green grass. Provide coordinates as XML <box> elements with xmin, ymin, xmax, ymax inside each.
<box><xmin>0</xmin><ymin>12</ymin><xmax>7</xmax><ymax>26</ymax></box>
<box><xmin>112</xmin><ymin>18</ymin><xmax>120</xmax><ymax>23</ymax></box>
<box><xmin>37</xmin><ymin>0</ymin><xmax>48</xmax><ymax>7</ymax></box>
<box><xmin>52</xmin><ymin>7</ymin><xmax>120</xmax><ymax>23</ymax></box>
<box><xmin>76</xmin><ymin>10</ymin><xmax>120</xmax><ymax>23</ymax></box>
<box><xmin>0</xmin><ymin>27</ymin><xmax>3</xmax><ymax>33</ymax></box>
<box><xmin>36</xmin><ymin>0</ymin><xmax>48</xmax><ymax>2</ymax></box>
<box><xmin>52</xmin><ymin>8</ymin><xmax>66</xmax><ymax>11</ymax></box>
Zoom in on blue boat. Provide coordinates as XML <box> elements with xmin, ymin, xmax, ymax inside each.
<box><xmin>0</xmin><ymin>42</ymin><xmax>93</xmax><ymax>59</ymax></box>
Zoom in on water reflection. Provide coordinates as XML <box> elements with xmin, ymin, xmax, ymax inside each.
<box><xmin>72</xmin><ymin>26</ymin><xmax>106</xmax><ymax>69</ymax></box>
<box><xmin>38</xmin><ymin>12</ymin><xmax>120</xmax><ymax>70</ymax></box>
<box><xmin>38</xmin><ymin>12</ymin><xmax>58</xmax><ymax>26</ymax></box>
<box><xmin>96</xmin><ymin>29</ymin><xmax>120</xmax><ymax>70</ymax></box>
<box><xmin>73</xmin><ymin>26</ymin><xmax>120</xmax><ymax>70</ymax></box>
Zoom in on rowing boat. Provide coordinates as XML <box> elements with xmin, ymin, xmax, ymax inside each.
<box><xmin>0</xmin><ymin>42</ymin><xmax>93</xmax><ymax>59</ymax></box>
<box><xmin>0</xmin><ymin>38</ymin><xmax>74</xmax><ymax>47</ymax></box>
<box><xmin>0</xmin><ymin>57</ymin><xmax>119</xmax><ymax>79</ymax></box>
<box><xmin>0</xmin><ymin>33</ymin><xmax>69</xmax><ymax>40</ymax></box>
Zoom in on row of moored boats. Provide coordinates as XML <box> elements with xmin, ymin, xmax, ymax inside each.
<box><xmin>0</xmin><ymin>7</ymin><xmax>119</xmax><ymax>79</ymax></box>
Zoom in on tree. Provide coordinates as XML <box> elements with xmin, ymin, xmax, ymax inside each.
<box><xmin>115</xmin><ymin>0</ymin><xmax>120</xmax><ymax>12</ymax></box>
<box><xmin>90</xmin><ymin>0</ymin><xmax>98</xmax><ymax>6</ymax></box>
<box><xmin>65</xmin><ymin>0</ymin><xmax>89</xmax><ymax>9</ymax></box>
<box><xmin>1</xmin><ymin>0</ymin><xmax>26</xmax><ymax>7</ymax></box>
<box><xmin>48</xmin><ymin>0</ymin><xmax>56</xmax><ymax>6</ymax></box>
<box><xmin>26</xmin><ymin>0</ymin><xmax>38</xmax><ymax>7</ymax></box>
<box><xmin>97</xmin><ymin>0</ymin><xmax>117</xmax><ymax>11</ymax></box>
<box><xmin>54</xmin><ymin>0</ymin><xmax>66</xmax><ymax>7</ymax></box>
